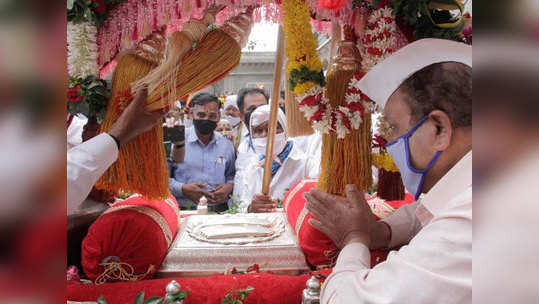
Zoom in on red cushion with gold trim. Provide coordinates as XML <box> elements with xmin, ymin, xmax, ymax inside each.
<box><xmin>82</xmin><ymin>195</ymin><xmax>179</xmax><ymax>283</ymax></box>
<box><xmin>284</xmin><ymin>179</ymin><xmax>415</xmax><ymax>267</ymax></box>
<box><xmin>283</xmin><ymin>179</ymin><xmax>337</xmax><ymax>267</ymax></box>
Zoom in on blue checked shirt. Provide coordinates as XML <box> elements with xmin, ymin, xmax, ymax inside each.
<box><xmin>169</xmin><ymin>127</ymin><xmax>236</xmax><ymax>208</ymax></box>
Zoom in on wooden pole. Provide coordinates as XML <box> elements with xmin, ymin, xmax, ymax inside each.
<box><xmin>262</xmin><ymin>25</ymin><xmax>285</xmax><ymax>195</ymax></box>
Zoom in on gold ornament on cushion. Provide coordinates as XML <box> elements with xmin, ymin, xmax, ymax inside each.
<box><xmin>142</xmin><ymin>7</ymin><xmax>254</xmax><ymax>111</ymax></box>
<box><xmin>318</xmin><ymin>25</ymin><xmax>372</xmax><ymax>195</ymax></box>
<box><xmin>96</xmin><ymin>30</ymin><xmax>170</xmax><ymax>199</ymax></box>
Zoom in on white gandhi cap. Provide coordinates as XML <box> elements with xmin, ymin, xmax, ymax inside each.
<box><xmin>357</xmin><ymin>38</ymin><xmax>472</xmax><ymax>109</ymax></box>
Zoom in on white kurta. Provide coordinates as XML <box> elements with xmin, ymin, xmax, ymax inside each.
<box><xmin>67</xmin><ymin>133</ymin><xmax>118</xmax><ymax>215</ymax></box>
<box><xmin>235</xmin><ymin>144</ymin><xmax>320</xmax><ymax>213</ymax></box>
<box><xmin>321</xmin><ymin>151</ymin><xmax>472</xmax><ymax>304</ymax></box>
<box><xmin>67</xmin><ymin>114</ymin><xmax>87</xmax><ymax>150</ymax></box>
<box><xmin>290</xmin><ymin>131</ymin><xmax>322</xmax><ymax>172</ymax></box>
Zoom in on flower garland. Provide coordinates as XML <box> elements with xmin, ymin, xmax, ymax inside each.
<box><xmin>372</xmin><ymin>152</ymin><xmax>399</xmax><ymax>172</ymax></box>
<box><xmin>67</xmin><ymin>22</ymin><xmax>99</xmax><ymax>79</ymax></box>
<box><xmin>67</xmin><ymin>75</ymin><xmax>110</xmax><ymax>123</ymax></box>
<box><xmin>281</xmin><ymin>0</ymin><xmax>374</xmax><ymax>138</ymax></box>
<box><xmin>296</xmin><ymin>73</ymin><xmax>375</xmax><ymax>138</ymax></box>
<box><xmin>359</xmin><ymin>6</ymin><xmax>397</xmax><ymax>70</ymax></box>
<box><xmin>281</xmin><ymin>0</ymin><xmax>325</xmax><ymax>95</ymax></box>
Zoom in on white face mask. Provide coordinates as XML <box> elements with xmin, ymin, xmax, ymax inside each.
<box><xmin>225</xmin><ymin>115</ymin><xmax>241</xmax><ymax>127</ymax></box>
<box><xmin>252</xmin><ymin>132</ymin><xmax>287</xmax><ymax>157</ymax></box>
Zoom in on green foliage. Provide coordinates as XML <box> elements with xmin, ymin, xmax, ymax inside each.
<box><xmin>98</xmin><ymin>289</ymin><xmax>190</xmax><ymax>304</ymax></box>
<box><xmin>390</xmin><ymin>0</ymin><xmax>464</xmax><ymax>42</ymax></box>
<box><xmin>219</xmin><ymin>196</ymin><xmax>243</xmax><ymax>214</ymax></box>
<box><xmin>289</xmin><ymin>66</ymin><xmax>326</xmax><ymax>92</ymax></box>
<box><xmin>67</xmin><ymin>0</ymin><xmax>126</xmax><ymax>26</ymax></box>
<box><xmin>67</xmin><ymin>75</ymin><xmax>110</xmax><ymax>123</ymax></box>
<box><xmin>221</xmin><ymin>286</ymin><xmax>254</xmax><ymax>304</ymax></box>
<box><xmin>186</xmin><ymin>201</ymin><xmax>194</xmax><ymax>210</ymax></box>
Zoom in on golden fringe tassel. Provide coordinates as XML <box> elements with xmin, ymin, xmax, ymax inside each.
<box><xmin>145</xmin><ymin>28</ymin><xmax>242</xmax><ymax>111</ymax></box>
<box><xmin>96</xmin><ymin>54</ymin><xmax>170</xmax><ymax>199</ymax></box>
<box><xmin>285</xmin><ymin>68</ymin><xmax>314</xmax><ymax>137</ymax></box>
<box><xmin>95</xmin><ymin>262</ymin><xmax>155</xmax><ymax>284</ymax></box>
<box><xmin>317</xmin><ymin>69</ymin><xmax>372</xmax><ymax>195</ymax></box>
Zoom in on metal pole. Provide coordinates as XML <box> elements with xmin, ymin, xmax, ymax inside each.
<box><xmin>262</xmin><ymin>25</ymin><xmax>285</xmax><ymax>195</ymax></box>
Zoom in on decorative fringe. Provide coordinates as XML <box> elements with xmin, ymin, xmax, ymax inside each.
<box><xmin>318</xmin><ymin>69</ymin><xmax>372</xmax><ymax>195</ymax></box>
<box><xmin>144</xmin><ymin>28</ymin><xmax>242</xmax><ymax>111</ymax></box>
<box><xmin>96</xmin><ymin>54</ymin><xmax>170</xmax><ymax>199</ymax></box>
<box><xmin>131</xmin><ymin>9</ymin><xmax>218</xmax><ymax>98</ymax></box>
<box><xmin>377</xmin><ymin>169</ymin><xmax>405</xmax><ymax>201</ymax></box>
<box><xmin>285</xmin><ymin>68</ymin><xmax>314</xmax><ymax>137</ymax></box>
<box><xmin>97</xmin><ymin>0</ymin><xmax>278</xmax><ymax>69</ymax></box>
<box><xmin>95</xmin><ymin>261</ymin><xmax>155</xmax><ymax>284</ymax></box>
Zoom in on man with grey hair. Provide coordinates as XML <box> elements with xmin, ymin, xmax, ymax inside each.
<box><xmin>305</xmin><ymin>39</ymin><xmax>472</xmax><ymax>303</ymax></box>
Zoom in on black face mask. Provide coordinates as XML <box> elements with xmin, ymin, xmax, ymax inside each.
<box><xmin>193</xmin><ymin>119</ymin><xmax>217</xmax><ymax>135</ymax></box>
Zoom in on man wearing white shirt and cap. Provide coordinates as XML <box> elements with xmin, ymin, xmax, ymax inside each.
<box><xmin>304</xmin><ymin>38</ymin><xmax>472</xmax><ymax>303</ymax></box>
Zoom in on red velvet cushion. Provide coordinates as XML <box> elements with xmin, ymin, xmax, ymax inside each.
<box><xmin>82</xmin><ymin>195</ymin><xmax>179</xmax><ymax>282</ymax></box>
<box><xmin>284</xmin><ymin>179</ymin><xmax>337</xmax><ymax>267</ymax></box>
<box><xmin>284</xmin><ymin>179</ymin><xmax>415</xmax><ymax>268</ymax></box>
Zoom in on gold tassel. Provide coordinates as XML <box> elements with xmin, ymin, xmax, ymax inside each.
<box><xmin>145</xmin><ymin>28</ymin><xmax>242</xmax><ymax>111</ymax></box>
<box><xmin>285</xmin><ymin>67</ymin><xmax>314</xmax><ymax>137</ymax></box>
<box><xmin>96</xmin><ymin>54</ymin><xmax>170</xmax><ymax>199</ymax></box>
<box><xmin>317</xmin><ymin>27</ymin><xmax>372</xmax><ymax>195</ymax></box>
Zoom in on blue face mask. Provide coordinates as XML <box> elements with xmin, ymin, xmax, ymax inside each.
<box><xmin>385</xmin><ymin>115</ymin><xmax>442</xmax><ymax>199</ymax></box>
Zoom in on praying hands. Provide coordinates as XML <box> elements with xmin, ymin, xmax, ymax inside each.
<box><xmin>304</xmin><ymin>184</ymin><xmax>391</xmax><ymax>249</ymax></box>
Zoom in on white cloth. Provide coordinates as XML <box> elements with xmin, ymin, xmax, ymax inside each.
<box><xmin>234</xmin><ymin>124</ymin><xmax>257</xmax><ymax>188</ymax></box>
<box><xmin>249</xmin><ymin>104</ymin><xmax>287</xmax><ymax>134</ymax></box>
<box><xmin>290</xmin><ymin>131</ymin><xmax>322</xmax><ymax>172</ymax></box>
<box><xmin>67</xmin><ymin>114</ymin><xmax>87</xmax><ymax>150</ymax></box>
<box><xmin>321</xmin><ymin>151</ymin><xmax>472</xmax><ymax>304</ymax></box>
<box><xmin>235</xmin><ymin>143</ymin><xmax>320</xmax><ymax>213</ymax></box>
<box><xmin>357</xmin><ymin>39</ymin><xmax>472</xmax><ymax>108</ymax></box>
<box><xmin>67</xmin><ymin>133</ymin><xmax>118</xmax><ymax>215</ymax></box>
<box><xmin>224</xmin><ymin>95</ymin><xmax>238</xmax><ymax>111</ymax></box>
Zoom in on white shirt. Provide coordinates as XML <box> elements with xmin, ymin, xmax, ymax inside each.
<box><xmin>321</xmin><ymin>151</ymin><xmax>472</xmax><ymax>304</ymax></box>
<box><xmin>67</xmin><ymin>114</ymin><xmax>87</xmax><ymax>150</ymax></box>
<box><xmin>234</xmin><ymin>126</ymin><xmax>258</xmax><ymax>189</ymax></box>
<box><xmin>67</xmin><ymin>133</ymin><xmax>118</xmax><ymax>215</ymax></box>
<box><xmin>291</xmin><ymin>131</ymin><xmax>322</xmax><ymax>171</ymax></box>
<box><xmin>235</xmin><ymin>143</ymin><xmax>320</xmax><ymax>213</ymax></box>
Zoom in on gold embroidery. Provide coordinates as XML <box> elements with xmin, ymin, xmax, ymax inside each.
<box><xmin>104</xmin><ymin>205</ymin><xmax>173</xmax><ymax>247</ymax></box>
<box><xmin>283</xmin><ymin>178</ymin><xmax>317</xmax><ymax>211</ymax></box>
<box><xmin>295</xmin><ymin>207</ymin><xmax>309</xmax><ymax>235</ymax></box>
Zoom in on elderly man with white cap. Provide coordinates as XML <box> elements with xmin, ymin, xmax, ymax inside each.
<box><xmin>234</xmin><ymin>105</ymin><xmax>320</xmax><ymax>213</ymax></box>
<box><xmin>304</xmin><ymin>38</ymin><xmax>472</xmax><ymax>303</ymax></box>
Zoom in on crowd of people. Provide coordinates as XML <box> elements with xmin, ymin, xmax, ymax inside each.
<box><xmin>163</xmin><ymin>87</ymin><xmax>322</xmax><ymax>213</ymax></box>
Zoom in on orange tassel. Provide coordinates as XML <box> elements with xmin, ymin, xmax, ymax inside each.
<box><xmin>96</xmin><ymin>54</ymin><xmax>170</xmax><ymax>199</ymax></box>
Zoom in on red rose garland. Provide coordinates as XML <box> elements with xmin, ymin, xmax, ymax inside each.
<box><xmin>296</xmin><ymin>73</ymin><xmax>375</xmax><ymax>139</ymax></box>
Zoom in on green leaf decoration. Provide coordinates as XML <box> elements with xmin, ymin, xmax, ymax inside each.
<box><xmin>143</xmin><ymin>297</ymin><xmax>163</xmax><ymax>304</ymax></box>
<box><xmin>134</xmin><ymin>291</ymin><xmax>146</xmax><ymax>304</ymax></box>
<box><xmin>97</xmin><ymin>295</ymin><xmax>107</xmax><ymax>304</ymax></box>
<box><xmin>67</xmin><ymin>0</ymin><xmax>75</xmax><ymax>10</ymax></box>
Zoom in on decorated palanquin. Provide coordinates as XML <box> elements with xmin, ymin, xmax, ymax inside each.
<box><xmin>67</xmin><ymin>0</ymin><xmax>471</xmax><ymax>301</ymax></box>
